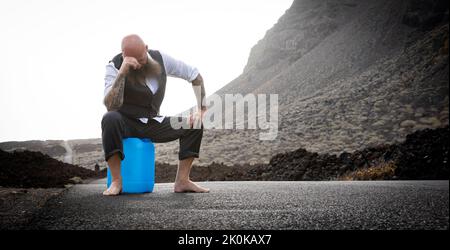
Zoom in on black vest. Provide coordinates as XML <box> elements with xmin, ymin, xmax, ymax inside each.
<box><xmin>110</xmin><ymin>50</ymin><xmax>167</xmax><ymax>119</ymax></box>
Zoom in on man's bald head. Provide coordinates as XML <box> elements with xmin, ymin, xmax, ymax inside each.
<box><xmin>121</xmin><ymin>34</ymin><xmax>148</xmax><ymax>65</ymax></box>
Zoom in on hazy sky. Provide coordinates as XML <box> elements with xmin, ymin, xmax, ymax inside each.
<box><xmin>0</xmin><ymin>0</ymin><xmax>293</xmax><ymax>142</ymax></box>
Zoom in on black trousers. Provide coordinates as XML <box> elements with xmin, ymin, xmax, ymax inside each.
<box><xmin>101</xmin><ymin>111</ymin><xmax>203</xmax><ymax>162</ymax></box>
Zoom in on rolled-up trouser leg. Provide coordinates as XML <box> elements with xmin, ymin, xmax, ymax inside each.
<box><xmin>101</xmin><ymin>111</ymin><xmax>128</xmax><ymax>162</ymax></box>
<box><xmin>178</xmin><ymin>125</ymin><xmax>203</xmax><ymax>160</ymax></box>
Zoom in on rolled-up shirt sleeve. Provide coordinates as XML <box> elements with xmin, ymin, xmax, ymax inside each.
<box><xmin>160</xmin><ymin>52</ymin><xmax>199</xmax><ymax>82</ymax></box>
<box><xmin>104</xmin><ymin>62</ymin><xmax>119</xmax><ymax>97</ymax></box>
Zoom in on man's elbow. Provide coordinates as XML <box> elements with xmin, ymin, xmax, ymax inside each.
<box><xmin>103</xmin><ymin>95</ymin><xmax>116</xmax><ymax>111</ymax></box>
<box><xmin>103</xmin><ymin>100</ymin><xmax>110</xmax><ymax>111</ymax></box>
<box><xmin>191</xmin><ymin>73</ymin><xmax>203</xmax><ymax>86</ymax></box>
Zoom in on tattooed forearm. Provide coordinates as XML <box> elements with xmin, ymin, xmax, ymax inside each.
<box><xmin>103</xmin><ymin>73</ymin><xmax>126</xmax><ymax>111</ymax></box>
<box><xmin>192</xmin><ymin>73</ymin><xmax>206</xmax><ymax>110</ymax></box>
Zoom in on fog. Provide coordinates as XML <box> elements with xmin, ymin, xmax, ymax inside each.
<box><xmin>0</xmin><ymin>0</ymin><xmax>293</xmax><ymax>142</ymax></box>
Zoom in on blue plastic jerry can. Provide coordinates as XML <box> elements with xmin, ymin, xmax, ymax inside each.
<box><xmin>107</xmin><ymin>138</ymin><xmax>155</xmax><ymax>193</ymax></box>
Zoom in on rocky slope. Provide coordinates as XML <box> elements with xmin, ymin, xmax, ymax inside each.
<box><xmin>0</xmin><ymin>0</ymin><xmax>448</xmax><ymax>168</ymax></box>
<box><xmin>198</xmin><ymin>0</ymin><xmax>449</xmax><ymax>166</ymax></box>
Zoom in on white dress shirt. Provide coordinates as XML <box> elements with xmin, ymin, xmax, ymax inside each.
<box><xmin>104</xmin><ymin>51</ymin><xmax>199</xmax><ymax>123</ymax></box>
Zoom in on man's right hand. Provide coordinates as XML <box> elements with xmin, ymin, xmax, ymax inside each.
<box><xmin>119</xmin><ymin>56</ymin><xmax>141</xmax><ymax>75</ymax></box>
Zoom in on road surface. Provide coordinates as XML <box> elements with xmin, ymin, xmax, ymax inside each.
<box><xmin>27</xmin><ymin>180</ymin><xmax>449</xmax><ymax>230</ymax></box>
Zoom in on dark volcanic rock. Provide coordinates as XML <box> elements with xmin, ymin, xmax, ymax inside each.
<box><xmin>170</xmin><ymin>126</ymin><xmax>448</xmax><ymax>182</ymax></box>
<box><xmin>258</xmin><ymin>126</ymin><xmax>449</xmax><ymax>181</ymax></box>
<box><xmin>0</xmin><ymin>149</ymin><xmax>105</xmax><ymax>188</ymax></box>
<box><xmin>2</xmin><ymin>127</ymin><xmax>445</xmax><ymax>186</ymax></box>
<box><xmin>402</xmin><ymin>0</ymin><xmax>449</xmax><ymax>30</ymax></box>
<box><xmin>394</xmin><ymin>126</ymin><xmax>449</xmax><ymax>179</ymax></box>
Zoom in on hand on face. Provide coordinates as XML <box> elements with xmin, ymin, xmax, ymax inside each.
<box><xmin>119</xmin><ymin>56</ymin><xmax>142</xmax><ymax>75</ymax></box>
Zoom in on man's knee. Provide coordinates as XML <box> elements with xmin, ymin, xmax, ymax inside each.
<box><xmin>101</xmin><ymin>111</ymin><xmax>123</xmax><ymax>128</ymax></box>
<box><xmin>191</xmin><ymin>125</ymin><xmax>203</xmax><ymax>139</ymax></box>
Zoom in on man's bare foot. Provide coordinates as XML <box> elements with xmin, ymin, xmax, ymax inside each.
<box><xmin>174</xmin><ymin>180</ymin><xmax>210</xmax><ymax>193</ymax></box>
<box><xmin>103</xmin><ymin>180</ymin><xmax>122</xmax><ymax>196</ymax></box>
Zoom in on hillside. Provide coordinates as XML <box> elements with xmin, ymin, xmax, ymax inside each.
<box><xmin>0</xmin><ymin>0</ymin><xmax>448</xmax><ymax>168</ymax></box>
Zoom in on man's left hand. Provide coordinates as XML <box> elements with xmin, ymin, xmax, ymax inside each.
<box><xmin>189</xmin><ymin>108</ymin><xmax>206</xmax><ymax>129</ymax></box>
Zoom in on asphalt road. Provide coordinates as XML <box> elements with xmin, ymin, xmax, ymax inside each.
<box><xmin>27</xmin><ymin>180</ymin><xmax>449</xmax><ymax>230</ymax></box>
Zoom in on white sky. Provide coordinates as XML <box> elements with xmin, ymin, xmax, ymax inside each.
<box><xmin>0</xmin><ymin>0</ymin><xmax>293</xmax><ymax>142</ymax></box>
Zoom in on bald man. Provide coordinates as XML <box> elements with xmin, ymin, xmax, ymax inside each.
<box><xmin>102</xmin><ymin>34</ymin><xmax>208</xmax><ymax>195</ymax></box>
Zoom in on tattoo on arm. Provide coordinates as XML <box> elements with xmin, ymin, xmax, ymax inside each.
<box><xmin>103</xmin><ymin>73</ymin><xmax>126</xmax><ymax>111</ymax></box>
<box><xmin>192</xmin><ymin>73</ymin><xmax>206</xmax><ymax>110</ymax></box>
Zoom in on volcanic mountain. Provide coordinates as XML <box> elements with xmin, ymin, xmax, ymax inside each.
<box><xmin>1</xmin><ymin>0</ymin><xmax>448</xmax><ymax>168</ymax></box>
